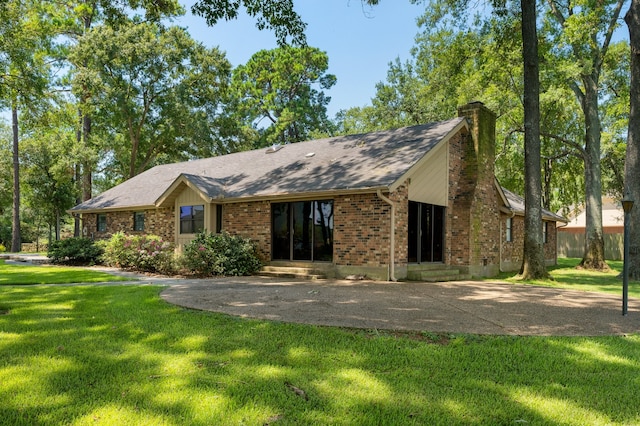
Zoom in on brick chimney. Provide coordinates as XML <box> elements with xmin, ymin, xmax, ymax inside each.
<box><xmin>450</xmin><ymin>101</ymin><xmax>500</xmax><ymax>276</ymax></box>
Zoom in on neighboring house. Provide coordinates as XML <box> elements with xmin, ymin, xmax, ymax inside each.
<box><xmin>70</xmin><ymin>102</ymin><xmax>565</xmax><ymax>280</ymax></box>
<box><xmin>557</xmin><ymin>198</ymin><xmax>625</xmax><ymax>260</ymax></box>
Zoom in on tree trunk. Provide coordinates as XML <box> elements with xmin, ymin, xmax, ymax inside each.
<box><xmin>520</xmin><ymin>0</ymin><xmax>548</xmax><ymax>279</ymax></box>
<box><xmin>11</xmin><ymin>105</ymin><xmax>21</xmax><ymax>253</ymax></box>
<box><xmin>625</xmin><ymin>0</ymin><xmax>640</xmax><ymax>280</ymax></box>
<box><xmin>579</xmin><ymin>76</ymin><xmax>608</xmax><ymax>270</ymax></box>
<box><xmin>74</xmin><ymin>110</ymin><xmax>82</xmax><ymax>237</ymax></box>
<box><xmin>82</xmin><ymin>113</ymin><xmax>92</xmax><ymax>202</ymax></box>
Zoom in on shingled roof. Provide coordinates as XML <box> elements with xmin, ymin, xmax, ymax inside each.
<box><xmin>498</xmin><ymin>184</ymin><xmax>566</xmax><ymax>223</ymax></box>
<box><xmin>71</xmin><ymin>118</ymin><xmax>467</xmax><ymax>213</ymax></box>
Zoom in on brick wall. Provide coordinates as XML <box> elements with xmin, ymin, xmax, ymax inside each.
<box><xmin>446</xmin><ymin>130</ymin><xmax>473</xmax><ymax>266</ymax></box>
<box><xmin>544</xmin><ymin>220</ymin><xmax>558</xmax><ymax>262</ymax></box>
<box><xmin>83</xmin><ymin>208</ymin><xmax>174</xmax><ymax>241</ymax></box>
<box><xmin>501</xmin><ymin>214</ymin><xmax>524</xmax><ymax>269</ymax></box>
<box><xmin>223</xmin><ymin>201</ymin><xmax>271</xmax><ymax>262</ymax></box>
<box><xmin>332</xmin><ymin>185</ymin><xmax>407</xmax><ymax>267</ymax></box>
<box><xmin>448</xmin><ymin>103</ymin><xmax>501</xmax><ymax>275</ymax></box>
<box><xmin>334</xmin><ymin>193</ymin><xmax>390</xmax><ymax>266</ymax></box>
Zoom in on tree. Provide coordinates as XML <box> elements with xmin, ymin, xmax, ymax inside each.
<box><xmin>0</xmin><ymin>123</ymin><xmax>12</xmax><ymax>247</ymax></box>
<box><xmin>65</xmin><ymin>0</ymin><xmax>183</xmax><ymax>204</ymax></box>
<box><xmin>519</xmin><ymin>0</ymin><xmax>548</xmax><ymax>279</ymax></box>
<box><xmin>70</xmin><ymin>21</ymin><xmax>233</xmax><ymax>181</ymax></box>
<box><xmin>543</xmin><ymin>0</ymin><xmax>626</xmax><ymax>270</ymax></box>
<box><xmin>191</xmin><ymin>0</ymin><xmax>307</xmax><ymax>45</ymax></box>
<box><xmin>21</xmin><ymin>104</ymin><xmax>78</xmax><ymax>242</ymax></box>
<box><xmin>231</xmin><ymin>46</ymin><xmax>336</xmax><ymax>147</ymax></box>
<box><xmin>1</xmin><ymin>0</ymin><xmax>55</xmax><ymax>252</ymax></box>
<box><xmin>625</xmin><ymin>0</ymin><xmax>640</xmax><ymax>279</ymax></box>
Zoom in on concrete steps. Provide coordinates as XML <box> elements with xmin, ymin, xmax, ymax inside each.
<box><xmin>406</xmin><ymin>265</ymin><xmax>471</xmax><ymax>282</ymax></box>
<box><xmin>257</xmin><ymin>264</ymin><xmax>328</xmax><ymax>280</ymax></box>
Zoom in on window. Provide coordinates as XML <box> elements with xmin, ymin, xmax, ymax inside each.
<box><xmin>97</xmin><ymin>214</ymin><xmax>107</xmax><ymax>232</ymax></box>
<box><xmin>180</xmin><ymin>205</ymin><xmax>204</xmax><ymax>234</ymax></box>
<box><xmin>133</xmin><ymin>212</ymin><xmax>145</xmax><ymax>231</ymax></box>
<box><xmin>505</xmin><ymin>217</ymin><xmax>512</xmax><ymax>242</ymax></box>
<box><xmin>542</xmin><ymin>222</ymin><xmax>548</xmax><ymax>243</ymax></box>
<box><xmin>272</xmin><ymin>200</ymin><xmax>333</xmax><ymax>261</ymax></box>
<box><xmin>215</xmin><ymin>205</ymin><xmax>223</xmax><ymax>233</ymax></box>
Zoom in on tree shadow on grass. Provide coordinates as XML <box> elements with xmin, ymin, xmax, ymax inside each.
<box><xmin>0</xmin><ymin>285</ymin><xmax>639</xmax><ymax>425</ymax></box>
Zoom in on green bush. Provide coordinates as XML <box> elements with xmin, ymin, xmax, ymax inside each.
<box><xmin>100</xmin><ymin>232</ymin><xmax>175</xmax><ymax>274</ymax></box>
<box><xmin>0</xmin><ymin>243</ymin><xmax>5</xmax><ymax>253</ymax></box>
<box><xmin>48</xmin><ymin>238</ymin><xmax>103</xmax><ymax>265</ymax></box>
<box><xmin>182</xmin><ymin>231</ymin><xmax>262</xmax><ymax>276</ymax></box>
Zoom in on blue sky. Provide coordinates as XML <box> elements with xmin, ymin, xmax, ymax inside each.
<box><xmin>173</xmin><ymin>1</ymin><xmax>427</xmax><ymax>117</ymax></box>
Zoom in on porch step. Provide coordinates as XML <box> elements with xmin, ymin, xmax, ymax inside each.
<box><xmin>257</xmin><ymin>265</ymin><xmax>327</xmax><ymax>280</ymax></box>
<box><xmin>406</xmin><ymin>268</ymin><xmax>471</xmax><ymax>282</ymax></box>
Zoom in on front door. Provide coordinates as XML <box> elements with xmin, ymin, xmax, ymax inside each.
<box><xmin>408</xmin><ymin>201</ymin><xmax>444</xmax><ymax>263</ymax></box>
<box><xmin>272</xmin><ymin>200</ymin><xmax>333</xmax><ymax>261</ymax></box>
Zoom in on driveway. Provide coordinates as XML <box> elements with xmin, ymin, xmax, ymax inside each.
<box><xmin>159</xmin><ymin>276</ymin><xmax>640</xmax><ymax>336</ymax></box>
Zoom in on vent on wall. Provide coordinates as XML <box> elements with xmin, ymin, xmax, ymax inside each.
<box><xmin>266</xmin><ymin>144</ymin><xmax>284</xmax><ymax>154</ymax></box>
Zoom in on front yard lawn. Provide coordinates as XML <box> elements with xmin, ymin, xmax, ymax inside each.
<box><xmin>0</xmin><ymin>259</ymin><xmax>131</xmax><ymax>285</ymax></box>
<box><xmin>1</xmin><ymin>284</ymin><xmax>639</xmax><ymax>425</ymax></box>
<box><xmin>496</xmin><ymin>257</ymin><xmax>640</xmax><ymax>298</ymax></box>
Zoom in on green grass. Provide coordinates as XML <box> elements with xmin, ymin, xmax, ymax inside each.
<box><xmin>0</xmin><ymin>260</ymin><xmax>131</xmax><ymax>285</ymax></box>
<box><xmin>0</xmin><ymin>285</ymin><xmax>639</xmax><ymax>425</ymax></box>
<box><xmin>494</xmin><ymin>258</ymin><xmax>640</xmax><ymax>298</ymax></box>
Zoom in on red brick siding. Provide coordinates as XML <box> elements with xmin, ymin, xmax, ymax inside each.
<box><xmin>83</xmin><ymin>208</ymin><xmax>174</xmax><ymax>241</ymax></box>
<box><xmin>448</xmin><ymin>104</ymin><xmax>501</xmax><ymax>273</ymax></box>
<box><xmin>334</xmin><ymin>193</ymin><xmax>390</xmax><ymax>266</ymax></box>
<box><xmin>544</xmin><ymin>220</ymin><xmax>558</xmax><ymax>262</ymax></box>
<box><xmin>500</xmin><ymin>215</ymin><xmax>558</xmax><ymax>268</ymax></box>
<box><xmin>223</xmin><ymin>201</ymin><xmax>271</xmax><ymax>262</ymax></box>
<box><xmin>390</xmin><ymin>183</ymin><xmax>409</xmax><ymax>266</ymax></box>
<box><xmin>501</xmin><ymin>214</ymin><xmax>524</xmax><ymax>266</ymax></box>
<box><xmin>446</xmin><ymin>130</ymin><xmax>473</xmax><ymax>266</ymax></box>
<box><xmin>332</xmin><ymin>184</ymin><xmax>408</xmax><ymax>267</ymax></box>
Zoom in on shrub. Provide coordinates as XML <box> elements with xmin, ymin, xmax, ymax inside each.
<box><xmin>48</xmin><ymin>238</ymin><xmax>103</xmax><ymax>265</ymax></box>
<box><xmin>0</xmin><ymin>243</ymin><xmax>5</xmax><ymax>253</ymax></box>
<box><xmin>100</xmin><ymin>232</ymin><xmax>175</xmax><ymax>274</ymax></box>
<box><xmin>182</xmin><ymin>231</ymin><xmax>262</xmax><ymax>276</ymax></box>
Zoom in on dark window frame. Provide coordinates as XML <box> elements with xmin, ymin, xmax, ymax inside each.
<box><xmin>180</xmin><ymin>205</ymin><xmax>205</xmax><ymax>234</ymax></box>
<box><xmin>97</xmin><ymin>214</ymin><xmax>107</xmax><ymax>232</ymax></box>
<box><xmin>215</xmin><ymin>204</ymin><xmax>223</xmax><ymax>233</ymax></box>
<box><xmin>133</xmin><ymin>212</ymin><xmax>145</xmax><ymax>232</ymax></box>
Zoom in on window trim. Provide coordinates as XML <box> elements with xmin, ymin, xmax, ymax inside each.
<box><xmin>505</xmin><ymin>217</ymin><xmax>512</xmax><ymax>242</ymax></box>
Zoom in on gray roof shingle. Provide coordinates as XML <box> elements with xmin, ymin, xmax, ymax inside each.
<box><xmin>72</xmin><ymin>118</ymin><xmax>466</xmax><ymax>212</ymax></box>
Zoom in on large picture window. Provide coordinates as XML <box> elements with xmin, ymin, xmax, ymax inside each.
<box><xmin>180</xmin><ymin>205</ymin><xmax>204</xmax><ymax>234</ymax></box>
<box><xmin>408</xmin><ymin>201</ymin><xmax>445</xmax><ymax>263</ymax></box>
<box><xmin>272</xmin><ymin>200</ymin><xmax>333</xmax><ymax>261</ymax></box>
